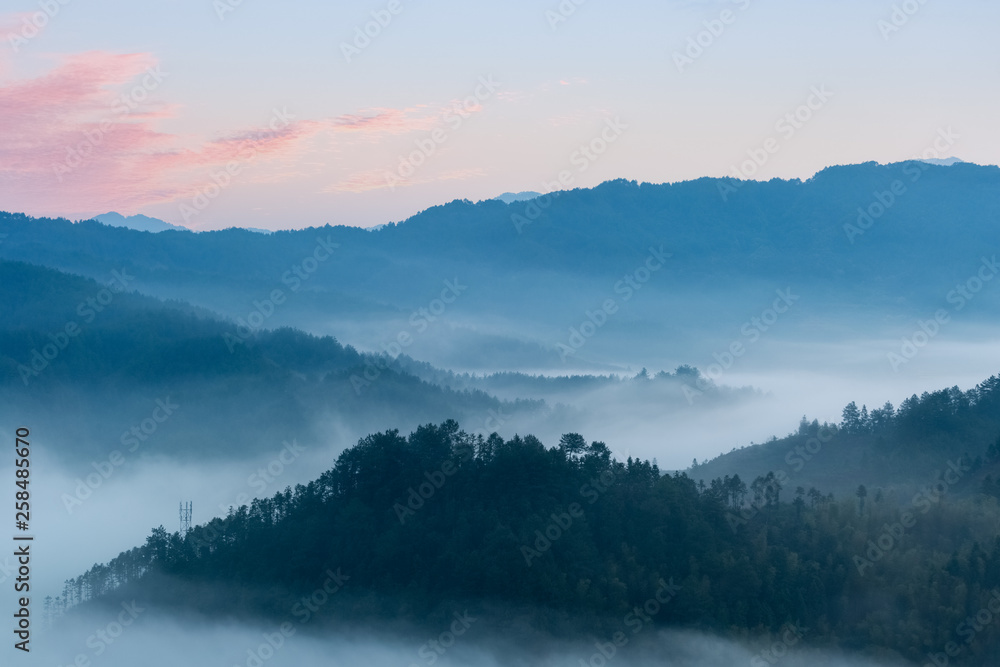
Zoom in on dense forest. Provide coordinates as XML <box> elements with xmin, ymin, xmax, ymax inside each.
<box><xmin>694</xmin><ymin>375</ymin><xmax>1000</xmax><ymax>496</ymax></box>
<box><xmin>60</xmin><ymin>379</ymin><xmax>1000</xmax><ymax>663</ymax></box>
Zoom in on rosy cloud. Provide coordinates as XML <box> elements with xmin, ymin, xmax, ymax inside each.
<box><xmin>326</xmin><ymin>166</ymin><xmax>486</xmax><ymax>194</ymax></box>
<box><xmin>331</xmin><ymin>107</ymin><xmax>440</xmax><ymax>135</ymax></box>
<box><xmin>0</xmin><ymin>50</ymin><xmax>326</xmax><ymax>217</ymax></box>
<box><xmin>0</xmin><ymin>51</ymin><xmax>364</xmax><ymax>218</ymax></box>
<box><xmin>325</xmin><ymin>98</ymin><xmax>495</xmax><ymax>194</ymax></box>
<box><xmin>0</xmin><ymin>44</ymin><xmax>497</xmax><ymax>220</ymax></box>
<box><xmin>1</xmin><ymin>11</ymin><xmax>58</xmax><ymax>60</ymax></box>
<box><xmin>325</xmin><ymin>169</ymin><xmax>395</xmax><ymax>194</ymax></box>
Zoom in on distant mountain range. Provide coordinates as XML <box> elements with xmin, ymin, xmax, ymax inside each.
<box><xmin>920</xmin><ymin>157</ymin><xmax>965</xmax><ymax>166</ymax></box>
<box><xmin>493</xmin><ymin>190</ymin><xmax>542</xmax><ymax>204</ymax></box>
<box><xmin>4</xmin><ymin>160</ymin><xmax>999</xmax><ymax>372</ymax></box>
<box><xmin>94</xmin><ymin>211</ymin><xmax>273</xmax><ymax>235</ymax></box>
<box><xmin>0</xmin><ymin>260</ymin><xmax>543</xmax><ymax>462</ymax></box>
<box><xmin>95</xmin><ymin>212</ymin><xmax>190</xmax><ymax>233</ymax></box>
<box><xmin>22</xmin><ymin>160</ymin><xmax>1000</xmax><ymax>667</ymax></box>
<box><xmin>0</xmin><ymin>259</ymin><xmax>751</xmax><ymax>464</ymax></box>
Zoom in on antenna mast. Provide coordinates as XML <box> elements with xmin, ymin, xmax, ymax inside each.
<box><xmin>179</xmin><ymin>501</ymin><xmax>193</xmax><ymax>536</ymax></box>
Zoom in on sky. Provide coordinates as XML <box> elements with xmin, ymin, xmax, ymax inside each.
<box><xmin>1</xmin><ymin>0</ymin><xmax>997</xmax><ymax>231</ymax></box>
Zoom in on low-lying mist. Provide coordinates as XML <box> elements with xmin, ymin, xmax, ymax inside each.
<box><xmin>7</xmin><ymin>318</ymin><xmax>999</xmax><ymax>631</ymax></box>
<box><xmin>27</xmin><ymin>609</ymin><xmax>911</xmax><ymax>667</ymax></box>
<box><xmin>8</xmin><ymin>332</ymin><xmax>999</xmax><ymax>597</ymax></box>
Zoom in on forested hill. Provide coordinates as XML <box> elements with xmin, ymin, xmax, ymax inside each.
<box><xmin>63</xmin><ymin>417</ymin><xmax>1000</xmax><ymax>664</ymax></box>
<box><xmin>0</xmin><ymin>259</ymin><xmax>755</xmax><ymax>463</ymax></box>
<box><xmin>0</xmin><ymin>260</ymin><xmax>541</xmax><ymax>461</ymax></box>
<box><xmin>2</xmin><ymin>161</ymin><xmax>999</xmax><ymax>313</ymax></box>
<box><xmin>691</xmin><ymin>376</ymin><xmax>1000</xmax><ymax>497</ymax></box>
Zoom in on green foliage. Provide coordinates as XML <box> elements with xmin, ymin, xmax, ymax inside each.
<box><xmin>696</xmin><ymin>379</ymin><xmax>1000</xmax><ymax>497</ymax></box>
<box><xmin>66</xmin><ymin>420</ymin><xmax>1000</xmax><ymax>662</ymax></box>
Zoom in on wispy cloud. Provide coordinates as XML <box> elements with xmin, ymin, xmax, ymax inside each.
<box><xmin>0</xmin><ymin>36</ymin><xmax>508</xmax><ymax>219</ymax></box>
<box><xmin>326</xmin><ymin>167</ymin><xmax>486</xmax><ymax>194</ymax></box>
<box><xmin>324</xmin><ymin>169</ymin><xmax>393</xmax><ymax>194</ymax></box>
<box><xmin>331</xmin><ymin>107</ymin><xmax>439</xmax><ymax>135</ymax></box>
<box><xmin>0</xmin><ymin>46</ymin><xmax>467</xmax><ymax>218</ymax></box>
<box><xmin>0</xmin><ymin>48</ymin><xmax>326</xmax><ymax>214</ymax></box>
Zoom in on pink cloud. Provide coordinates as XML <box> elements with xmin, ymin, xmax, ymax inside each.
<box><xmin>0</xmin><ymin>51</ymin><xmax>177</xmax><ymax>212</ymax></box>
<box><xmin>331</xmin><ymin>107</ymin><xmax>439</xmax><ymax>134</ymax></box>
<box><xmin>437</xmin><ymin>167</ymin><xmax>487</xmax><ymax>182</ymax></box>
<box><xmin>1</xmin><ymin>11</ymin><xmax>54</xmax><ymax>60</ymax></box>
<box><xmin>0</xmin><ymin>50</ymin><xmax>337</xmax><ymax>217</ymax></box>
<box><xmin>325</xmin><ymin>169</ymin><xmax>396</xmax><ymax>194</ymax></box>
<box><xmin>0</xmin><ymin>46</ymin><xmax>499</xmax><ymax>220</ymax></box>
<box><xmin>327</xmin><ymin>166</ymin><xmax>486</xmax><ymax>194</ymax></box>
<box><xmin>331</xmin><ymin>98</ymin><xmax>492</xmax><ymax>137</ymax></box>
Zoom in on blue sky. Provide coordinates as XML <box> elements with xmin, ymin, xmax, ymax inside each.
<box><xmin>1</xmin><ymin>0</ymin><xmax>997</xmax><ymax>229</ymax></box>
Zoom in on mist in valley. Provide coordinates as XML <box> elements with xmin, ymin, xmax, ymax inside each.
<box><xmin>6</xmin><ymin>311</ymin><xmax>998</xmax><ymax>604</ymax></box>
<box><xmin>1</xmin><ymin>0</ymin><xmax>999</xmax><ymax>660</ymax></box>
<box><xmin>25</xmin><ymin>609</ymin><xmax>912</xmax><ymax>667</ymax></box>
